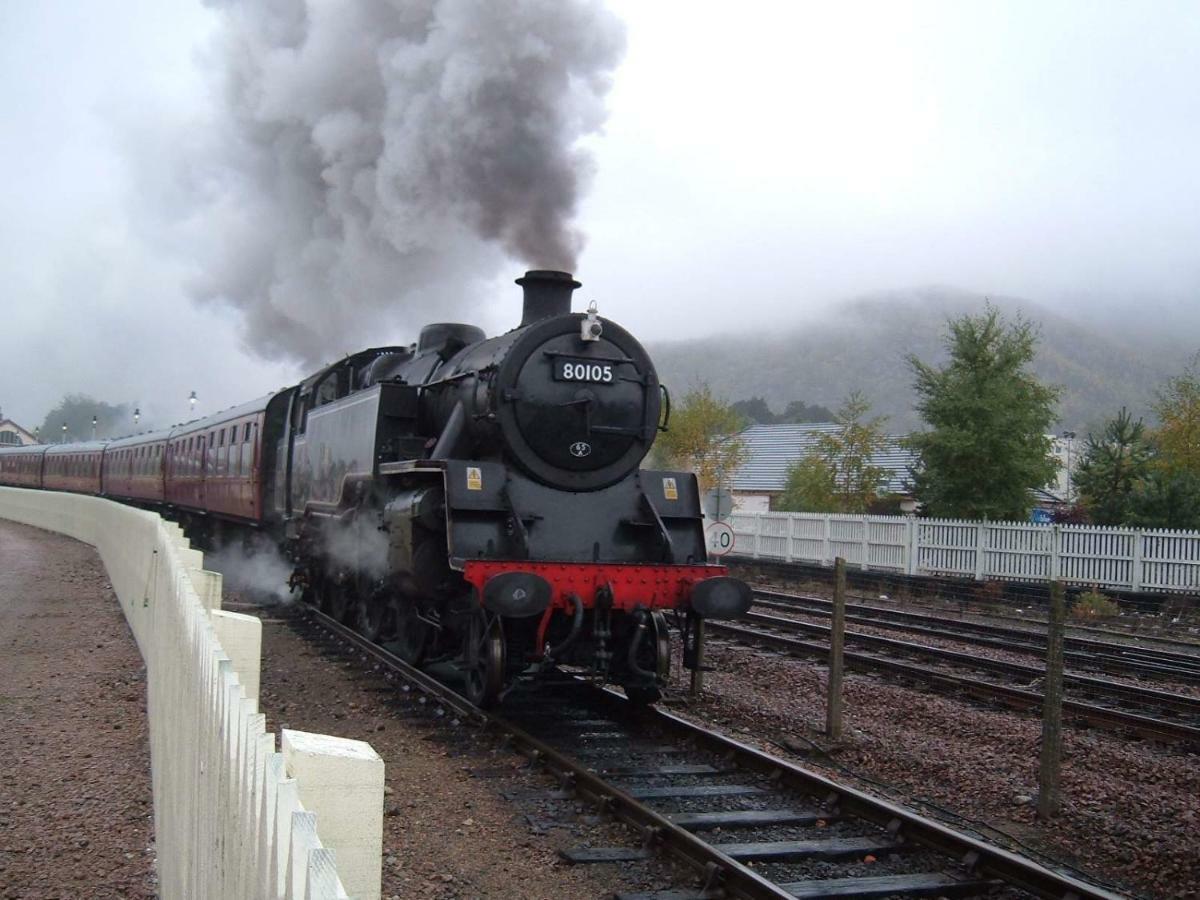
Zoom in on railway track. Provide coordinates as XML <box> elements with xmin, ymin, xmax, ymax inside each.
<box><xmin>293</xmin><ymin>603</ymin><xmax>1125</xmax><ymax>900</ymax></box>
<box><xmin>750</xmin><ymin>588</ymin><xmax>1200</xmax><ymax>684</ymax></box>
<box><xmin>705</xmin><ymin>613</ymin><xmax>1200</xmax><ymax>747</ymax></box>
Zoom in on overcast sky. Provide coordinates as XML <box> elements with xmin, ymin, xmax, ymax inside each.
<box><xmin>2</xmin><ymin>0</ymin><xmax>1198</xmax><ymax>430</ymax></box>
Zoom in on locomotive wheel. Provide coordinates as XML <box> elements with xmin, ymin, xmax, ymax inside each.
<box><xmin>624</xmin><ymin>610</ymin><xmax>671</xmax><ymax>706</ymax></box>
<box><xmin>311</xmin><ymin>569</ymin><xmax>335</xmax><ymax>613</ymax></box>
<box><xmin>354</xmin><ymin>579</ymin><xmax>389</xmax><ymax>643</ymax></box>
<box><xmin>393</xmin><ymin>597</ymin><xmax>431</xmax><ymax>666</ymax></box>
<box><xmin>325</xmin><ymin>571</ymin><xmax>355</xmax><ymax>624</ymax></box>
<box><xmin>462</xmin><ymin>610</ymin><xmax>505</xmax><ymax>708</ymax></box>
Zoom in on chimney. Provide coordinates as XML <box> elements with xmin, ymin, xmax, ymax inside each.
<box><xmin>516</xmin><ymin>270</ymin><xmax>581</xmax><ymax>327</ymax></box>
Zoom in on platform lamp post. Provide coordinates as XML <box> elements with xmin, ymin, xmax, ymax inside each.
<box><xmin>34</xmin><ymin>426</ymin><xmax>40</xmax><ymax>444</ymax></box>
<box><xmin>91</xmin><ymin>416</ymin><xmax>98</xmax><ymax>441</ymax></box>
<box><xmin>1060</xmin><ymin>431</ymin><xmax>1076</xmax><ymax>503</ymax></box>
<box><xmin>189</xmin><ymin>391</ymin><xmax>197</xmax><ymax>418</ymax></box>
<box><xmin>61</xmin><ymin>422</ymin><xmax>67</xmax><ymax>443</ymax></box>
<box><xmin>134</xmin><ymin>407</ymin><xmax>140</xmax><ymax>428</ymax></box>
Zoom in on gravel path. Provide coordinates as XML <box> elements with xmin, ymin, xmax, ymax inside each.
<box><xmin>0</xmin><ymin>519</ymin><xmax>155</xmax><ymax>899</ymax></box>
<box><xmin>667</xmin><ymin>637</ymin><xmax>1200</xmax><ymax>899</ymax></box>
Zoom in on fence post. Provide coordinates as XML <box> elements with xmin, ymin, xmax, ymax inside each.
<box><xmin>1049</xmin><ymin>524</ymin><xmax>1060</xmax><ymax>582</ymax></box>
<box><xmin>784</xmin><ymin>516</ymin><xmax>794</xmax><ymax>563</ymax></box>
<box><xmin>905</xmin><ymin>516</ymin><xmax>917</xmax><ymax>576</ymax></box>
<box><xmin>281</xmin><ymin>730</ymin><xmax>385</xmax><ymax>900</ymax></box>
<box><xmin>822</xmin><ymin>516</ymin><xmax>832</xmax><ymax>566</ymax></box>
<box><xmin>1037</xmin><ymin>581</ymin><xmax>1066</xmax><ymax>820</ymax></box>
<box><xmin>689</xmin><ymin>618</ymin><xmax>706</xmax><ymax>700</ymax></box>
<box><xmin>974</xmin><ymin>521</ymin><xmax>986</xmax><ymax>580</ymax></box>
<box><xmin>825</xmin><ymin>558</ymin><xmax>847</xmax><ymax>741</ymax></box>
<box><xmin>752</xmin><ymin>514</ymin><xmax>761</xmax><ymax>559</ymax></box>
<box><xmin>860</xmin><ymin>516</ymin><xmax>870</xmax><ymax>571</ymax></box>
<box><xmin>1131</xmin><ymin>529</ymin><xmax>1143</xmax><ymax>592</ymax></box>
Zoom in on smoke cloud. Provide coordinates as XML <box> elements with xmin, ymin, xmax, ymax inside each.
<box><xmin>183</xmin><ymin>0</ymin><xmax>624</xmax><ymax>366</ymax></box>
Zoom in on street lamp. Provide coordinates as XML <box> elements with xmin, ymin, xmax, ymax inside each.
<box><xmin>91</xmin><ymin>416</ymin><xmax>98</xmax><ymax>441</ymax></box>
<box><xmin>34</xmin><ymin>426</ymin><xmax>40</xmax><ymax>444</ymax></box>
<box><xmin>61</xmin><ymin>422</ymin><xmax>67</xmax><ymax>443</ymax></box>
<box><xmin>1061</xmin><ymin>431</ymin><xmax>1077</xmax><ymax>503</ymax></box>
<box><xmin>189</xmin><ymin>391</ymin><xmax>197</xmax><ymax>417</ymax></box>
<box><xmin>134</xmin><ymin>407</ymin><xmax>141</xmax><ymax>428</ymax></box>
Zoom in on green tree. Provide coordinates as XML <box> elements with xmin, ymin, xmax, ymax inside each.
<box><xmin>776</xmin><ymin>393</ymin><xmax>888</xmax><ymax>513</ymax></box>
<box><xmin>1130</xmin><ymin>469</ymin><xmax>1200</xmax><ymax>530</ymax></box>
<box><xmin>651</xmin><ymin>384</ymin><xmax>747</xmax><ymax>494</ymax></box>
<box><xmin>779</xmin><ymin>399</ymin><xmax>836</xmax><ymax>424</ymax></box>
<box><xmin>1074</xmin><ymin>408</ymin><xmax>1152</xmax><ymax>525</ymax></box>
<box><xmin>731</xmin><ymin>397</ymin><xmax>777</xmax><ymax>425</ymax></box>
<box><xmin>777</xmin><ymin>454</ymin><xmax>839</xmax><ymax>512</ymax></box>
<box><xmin>907</xmin><ymin>306</ymin><xmax>1060</xmax><ymax>520</ymax></box>
<box><xmin>38</xmin><ymin>394</ymin><xmax>133</xmax><ymax>443</ymax></box>
<box><xmin>1153</xmin><ymin>353</ymin><xmax>1200</xmax><ymax>477</ymax></box>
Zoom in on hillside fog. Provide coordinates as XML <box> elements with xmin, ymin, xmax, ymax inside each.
<box><xmin>649</xmin><ymin>287</ymin><xmax>1197</xmax><ymax>434</ymax></box>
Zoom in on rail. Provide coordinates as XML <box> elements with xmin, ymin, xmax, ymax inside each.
<box><xmin>299</xmin><ymin>603</ymin><xmax>1124</xmax><ymax>900</ymax></box>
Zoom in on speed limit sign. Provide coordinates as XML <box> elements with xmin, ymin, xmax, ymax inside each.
<box><xmin>705</xmin><ymin>521</ymin><xmax>735</xmax><ymax>557</ymax></box>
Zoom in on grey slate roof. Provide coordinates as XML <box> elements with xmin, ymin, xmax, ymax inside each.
<box><xmin>730</xmin><ymin>423</ymin><xmax>916</xmax><ymax>494</ymax></box>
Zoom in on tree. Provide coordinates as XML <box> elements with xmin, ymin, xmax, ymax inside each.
<box><xmin>731</xmin><ymin>397</ymin><xmax>777</xmax><ymax>425</ymax></box>
<box><xmin>1129</xmin><ymin>469</ymin><xmax>1200</xmax><ymax>531</ymax></box>
<box><xmin>907</xmin><ymin>306</ymin><xmax>1060</xmax><ymax>520</ymax></box>
<box><xmin>1073</xmin><ymin>408</ymin><xmax>1152</xmax><ymax>525</ymax></box>
<box><xmin>1153</xmin><ymin>354</ymin><xmax>1200</xmax><ymax>477</ymax></box>
<box><xmin>729</xmin><ymin>397</ymin><xmax>836</xmax><ymax>426</ymax></box>
<box><xmin>779</xmin><ymin>399</ymin><xmax>836</xmax><ymax>424</ymax></box>
<box><xmin>38</xmin><ymin>395</ymin><xmax>133</xmax><ymax>443</ymax></box>
<box><xmin>651</xmin><ymin>384</ymin><xmax>747</xmax><ymax>494</ymax></box>
<box><xmin>776</xmin><ymin>392</ymin><xmax>889</xmax><ymax>513</ymax></box>
<box><xmin>777</xmin><ymin>455</ymin><xmax>839</xmax><ymax>513</ymax></box>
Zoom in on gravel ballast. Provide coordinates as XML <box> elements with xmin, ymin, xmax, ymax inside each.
<box><xmin>0</xmin><ymin>519</ymin><xmax>155</xmax><ymax>899</ymax></box>
<box><xmin>673</xmin><ymin>636</ymin><xmax>1200</xmax><ymax>899</ymax></box>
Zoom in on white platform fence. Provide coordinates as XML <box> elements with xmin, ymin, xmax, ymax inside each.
<box><xmin>0</xmin><ymin>487</ymin><xmax>384</xmax><ymax>899</ymax></box>
<box><xmin>729</xmin><ymin>511</ymin><xmax>1200</xmax><ymax>594</ymax></box>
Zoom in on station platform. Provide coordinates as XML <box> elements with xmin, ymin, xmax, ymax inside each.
<box><xmin>0</xmin><ymin>517</ymin><xmax>155</xmax><ymax>897</ymax></box>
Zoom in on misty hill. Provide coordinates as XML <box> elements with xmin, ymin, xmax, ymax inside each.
<box><xmin>649</xmin><ymin>287</ymin><xmax>1197</xmax><ymax>434</ymax></box>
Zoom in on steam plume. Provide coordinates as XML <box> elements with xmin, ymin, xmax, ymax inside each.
<box><xmin>189</xmin><ymin>0</ymin><xmax>624</xmax><ymax>364</ymax></box>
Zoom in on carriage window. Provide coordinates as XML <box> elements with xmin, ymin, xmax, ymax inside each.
<box><xmin>244</xmin><ymin>423</ymin><xmax>252</xmax><ymax>442</ymax></box>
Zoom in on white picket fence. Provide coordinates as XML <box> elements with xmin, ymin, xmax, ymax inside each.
<box><xmin>0</xmin><ymin>487</ymin><xmax>384</xmax><ymax>899</ymax></box>
<box><xmin>729</xmin><ymin>511</ymin><xmax>1200</xmax><ymax>594</ymax></box>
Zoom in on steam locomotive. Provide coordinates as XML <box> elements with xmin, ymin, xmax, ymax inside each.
<box><xmin>0</xmin><ymin>271</ymin><xmax>751</xmax><ymax>705</ymax></box>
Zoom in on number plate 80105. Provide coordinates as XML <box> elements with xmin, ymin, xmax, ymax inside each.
<box><xmin>553</xmin><ymin>357</ymin><xmax>614</xmax><ymax>384</ymax></box>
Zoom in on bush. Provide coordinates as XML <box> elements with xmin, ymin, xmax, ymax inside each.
<box><xmin>1071</xmin><ymin>590</ymin><xmax>1120</xmax><ymax>620</ymax></box>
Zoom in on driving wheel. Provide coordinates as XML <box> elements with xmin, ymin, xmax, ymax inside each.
<box><xmin>462</xmin><ymin>609</ymin><xmax>505</xmax><ymax>708</ymax></box>
<box><xmin>625</xmin><ymin>610</ymin><xmax>671</xmax><ymax>706</ymax></box>
<box><xmin>392</xmin><ymin>596</ymin><xmax>432</xmax><ymax>666</ymax></box>
<box><xmin>354</xmin><ymin>574</ymin><xmax>389</xmax><ymax>643</ymax></box>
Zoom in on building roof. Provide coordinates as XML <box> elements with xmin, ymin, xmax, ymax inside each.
<box><xmin>730</xmin><ymin>423</ymin><xmax>916</xmax><ymax>494</ymax></box>
<box><xmin>0</xmin><ymin>419</ymin><xmax>37</xmax><ymax>445</ymax></box>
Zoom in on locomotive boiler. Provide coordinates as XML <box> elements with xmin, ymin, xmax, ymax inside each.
<box><xmin>284</xmin><ymin>270</ymin><xmax>751</xmax><ymax>705</ymax></box>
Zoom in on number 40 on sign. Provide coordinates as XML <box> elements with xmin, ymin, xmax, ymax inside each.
<box><xmin>705</xmin><ymin>522</ymin><xmax>735</xmax><ymax>557</ymax></box>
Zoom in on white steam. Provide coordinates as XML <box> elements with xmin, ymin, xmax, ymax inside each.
<box><xmin>184</xmin><ymin>0</ymin><xmax>625</xmax><ymax>365</ymax></box>
<box><xmin>206</xmin><ymin>534</ymin><xmax>296</xmax><ymax>603</ymax></box>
